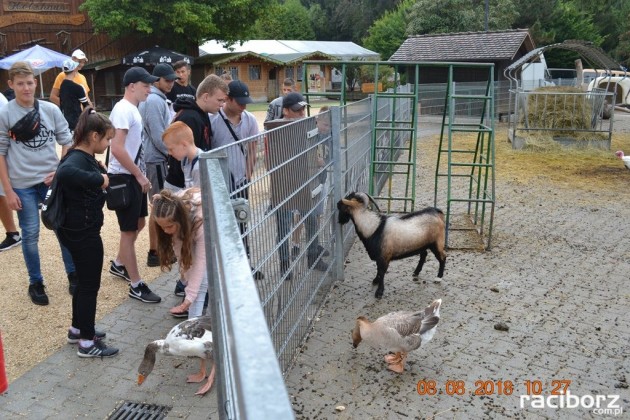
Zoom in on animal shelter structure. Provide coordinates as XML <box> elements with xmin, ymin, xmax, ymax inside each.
<box><xmin>504</xmin><ymin>40</ymin><xmax>621</xmax><ymax>149</ymax></box>
<box><xmin>196</xmin><ymin>60</ymin><xmax>496</xmax><ymax>417</ymax></box>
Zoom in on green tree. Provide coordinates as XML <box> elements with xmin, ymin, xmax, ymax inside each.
<box><xmin>80</xmin><ymin>0</ymin><xmax>271</xmax><ymax>49</ymax></box>
<box><xmin>303</xmin><ymin>0</ymin><xmax>401</xmax><ymax>42</ymax></box>
<box><xmin>406</xmin><ymin>0</ymin><xmax>517</xmax><ymax>35</ymax></box>
<box><xmin>363</xmin><ymin>0</ymin><xmax>415</xmax><ymax>60</ymax></box>
<box><xmin>252</xmin><ymin>0</ymin><xmax>315</xmax><ymax>39</ymax></box>
<box><xmin>542</xmin><ymin>0</ymin><xmax>604</xmax><ymax>68</ymax></box>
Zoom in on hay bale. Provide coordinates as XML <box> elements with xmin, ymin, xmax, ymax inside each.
<box><xmin>517</xmin><ymin>86</ymin><xmax>608</xmax><ymax>144</ymax></box>
<box><xmin>524</xmin><ymin>86</ymin><xmax>592</xmax><ymax>135</ymax></box>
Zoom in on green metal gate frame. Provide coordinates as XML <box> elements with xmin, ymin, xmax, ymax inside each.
<box><xmin>434</xmin><ymin>64</ymin><xmax>495</xmax><ymax>250</ymax></box>
<box><xmin>301</xmin><ymin>60</ymin><xmax>495</xmax><ymax>249</ymax></box>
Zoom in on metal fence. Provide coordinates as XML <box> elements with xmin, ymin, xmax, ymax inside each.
<box><xmin>417</xmin><ymin>80</ymin><xmax>511</xmax><ymax>118</ymax></box>
<box><xmin>200</xmin><ymin>97</ymin><xmax>408</xmax><ymax>417</ymax></box>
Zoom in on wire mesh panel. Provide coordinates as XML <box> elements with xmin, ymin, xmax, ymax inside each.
<box><xmin>507</xmin><ymin>88</ymin><xmax>613</xmax><ymax>149</ymax></box>
<box><xmin>209</xmin><ymin>111</ymin><xmax>337</xmax><ymax>373</ymax></box>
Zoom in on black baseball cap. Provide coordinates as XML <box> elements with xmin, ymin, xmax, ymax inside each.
<box><xmin>153</xmin><ymin>63</ymin><xmax>179</xmax><ymax>81</ymax></box>
<box><xmin>123</xmin><ymin>67</ymin><xmax>159</xmax><ymax>86</ymax></box>
<box><xmin>228</xmin><ymin>80</ymin><xmax>253</xmax><ymax>105</ymax></box>
<box><xmin>283</xmin><ymin>92</ymin><xmax>310</xmax><ymax>111</ymax></box>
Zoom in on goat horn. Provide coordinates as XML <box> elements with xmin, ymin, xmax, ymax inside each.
<box><xmin>366</xmin><ymin>193</ymin><xmax>381</xmax><ymax>213</ymax></box>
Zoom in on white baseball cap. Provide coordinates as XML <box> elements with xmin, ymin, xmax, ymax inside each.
<box><xmin>72</xmin><ymin>49</ymin><xmax>88</xmax><ymax>62</ymax></box>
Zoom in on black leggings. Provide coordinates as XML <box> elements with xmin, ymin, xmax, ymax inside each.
<box><xmin>58</xmin><ymin>228</ymin><xmax>103</xmax><ymax>340</ymax></box>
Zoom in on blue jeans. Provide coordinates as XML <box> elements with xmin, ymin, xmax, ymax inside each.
<box><xmin>14</xmin><ymin>183</ymin><xmax>75</xmax><ymax>284</ymax></box>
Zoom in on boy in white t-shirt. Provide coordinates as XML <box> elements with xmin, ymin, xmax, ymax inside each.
<box><xmin>162</xmin><ymin>121</ymin><xmax>200</xmax><ymax>188</ymax></box>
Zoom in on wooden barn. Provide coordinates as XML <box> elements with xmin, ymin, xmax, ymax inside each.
<box><xmin>0</xmin><ymin>0</ymin><xmax>197</xmax><ymax>110</ymax></box>
<box><xmin>390</xmin><ymin>29</ymin><xmax>536</xmax><ymax>84</ymax></box>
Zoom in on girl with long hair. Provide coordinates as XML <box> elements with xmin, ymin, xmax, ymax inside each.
<box><xmin>56</xmin><ymin>107</ymin><xmax>119</xmax><ymax>357</ymax></box>
<box><xmin>152</xmin><ymin>188</ymin><xmax>207</xmax><ymax>318</ymax></box>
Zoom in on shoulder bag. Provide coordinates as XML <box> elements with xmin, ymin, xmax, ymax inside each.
<box><xmin>105</xmin><ymin>145</ymin><xmax>142</xmax><ymax>210</ymax></box>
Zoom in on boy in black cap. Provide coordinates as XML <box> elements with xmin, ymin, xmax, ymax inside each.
<box><xmin>107</xmin><ymin>66</ymin><xmax>162</xmax><ymax>304</ymax></box>
<box><xmin>264</xmin><ymin>92</ymin><xmax>329</xmax><ymax>280</ymax></box>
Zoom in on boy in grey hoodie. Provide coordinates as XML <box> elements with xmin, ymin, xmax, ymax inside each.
<box><xmin>0</xmin><ymin>61</ymin><xmax>76</xmax><ymax>305</ymax></box>
<box><xmin>138</xmin><ymin>63</ymin><xmax>178</xmax><ymax>267</ymax></box>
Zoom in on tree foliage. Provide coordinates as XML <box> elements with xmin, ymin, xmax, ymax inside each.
<box><xmin>80</xmin><ymin>0</ymin><xmax>272</xmax><ymax>49</ymax></box>
<box><xmin>303</xmin><ymin>0</ymin><xmax>401</xmax><ymax>42</ymax></box>
<box><xmin>406</xmin><ymin>0</ymin><xmax>517</xmax><ymax>35</ymax></box>
<box><xmin>541</xmin><ymin>0</ymin><xmax>605</xmax><ymax>68</ymax></box>
<box><xmin>252</xmin><ymin>0</ymin><xmax>315</xmax><ymax>40</ymax></box>
<box><xmin>363</xmin><ymin>0</ymin><xmax>414</xmax><ymax>60</ymax></box>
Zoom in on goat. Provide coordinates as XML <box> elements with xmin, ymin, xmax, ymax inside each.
<box><xmin>337</xmin><ymin>192</ymin><xmax>446</xmax><ymax>299</ymax></box>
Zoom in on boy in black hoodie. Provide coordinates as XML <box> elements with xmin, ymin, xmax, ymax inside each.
<box><xmin>165</xmin><ymin>74</ymin><xmax>229</xmax><ymax>189</ymax></box>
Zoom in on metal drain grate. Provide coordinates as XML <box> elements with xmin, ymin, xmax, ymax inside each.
<box><xmin>108</xmin><ymin>400</ymin><xmax>171</xmax><ymax>420</ymax></box>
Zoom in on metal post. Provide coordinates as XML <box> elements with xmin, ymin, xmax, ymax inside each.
<box><xmin>331</xmin><ymin>106</ymin><xmax>345</xmax><ymax>282</ymax></box>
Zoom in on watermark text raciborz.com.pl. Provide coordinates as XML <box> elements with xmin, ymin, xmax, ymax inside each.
<box><xmin>520</xmin><ymin>391</ymin><xmax>624</xmax><ymax>416</ymax></box>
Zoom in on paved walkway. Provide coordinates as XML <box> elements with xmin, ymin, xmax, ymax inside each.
<box><xmin>1</xmin><ymin>113</ymin><xmax>629</xmax><ymax>419</ymax></box>
<box><xmin>0</xmin><ymin>268</ymin><xmax>222</xmax><ymax>418</ymax></box>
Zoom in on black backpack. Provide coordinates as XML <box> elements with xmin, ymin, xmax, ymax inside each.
<box><xmin>41</xmin><ymin>157</ymin><xmax>68</xmax><ymax>231</ymax></box>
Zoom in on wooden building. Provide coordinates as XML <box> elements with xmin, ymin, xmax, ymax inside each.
<box><xmin>0</xmin><ymin>0</ymin><xmax>194</xmax><ymax>110</ymax></box>
<box><xmin>390</xmin><ymin>29</ymin><xmax>536</xmax><ymax>84</ymax></box>
<box><xmin>197</xmin><ymin>40</ymin><xmax>380</xmax><ymax>102</ymax></box>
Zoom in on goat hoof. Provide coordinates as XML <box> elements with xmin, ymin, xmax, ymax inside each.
<box><xmin>412</xmin><ymin>275</ymin><xmax>419</xmax><ymax>282</ymax></box>
<box><xmin>433</xmin><ymin>277</ymin><xmax>443</xmax><ymax>283</ymax></box>
<box><xmin>375</xmin><ymin>291</ymin><xmax>383</xmax><ymax>299</ymax></box>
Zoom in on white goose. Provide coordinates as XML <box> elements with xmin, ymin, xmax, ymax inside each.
<box><xmin>138</xmin><ymin>316</ymin><xmax>215</xmax><ymax>395</ymax></box>
<box><xmin>352</xmin><ymin>299</ymin><xmax>442</xmax><ymax>373</ymax></box>
<box><xmin>615</xmin><ymin>150</ymin><xmax>630</xmax><ymax>170</ymax></box>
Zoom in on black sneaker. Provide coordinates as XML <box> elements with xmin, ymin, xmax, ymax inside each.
<box><xmin>67</xmin><ymin>272</ymin><xmax>78</xmax><ymax>295</ymax></box>
<box><xmin>316</xmin><ymin>245</ymin><xmax>330</xmax><ymax>257</ymax></box>
<box><xmin>0</xmin><ymin>232</ymin><xmax>21</xmax><ymax>252</ymax></box>
<box><xmin>280</xmin><ymin>260</ymin><xmax>292</xmax><ymax>281</ymax></box>
<box><xmin>147</xmin><ymin>250</ymin><xmax>159</xmax><ymax>267</ymax></box>
<box><xmin>309</xmin><ymin>259</ymin><xmax>329</xmax><ymax>272</ymax></box>
<box><xmin>77</xmin><ymin>340</ymin><xmax>119</xmax><ymax>358</ymax></box>
<box><xmin>109</xmin><ymin>260</ymin><xmax>130</xmax><ymax>282</ymax></box>
<box><xmin>292</xmin><ymin>245</ymin><xmax>300</xmax><ymax>259</ymax></box>
<box><xmin>129</xmin><ymin>282</ymin><xmax>161</xmax><ymax>303</ymax></box>
<box><xmin>28</xmin><ymin>282</ymin><xmax>49</xmax><ymax>305</ymax></box>
<box><xmin>67</xmin><ymin>329</ymin><xmax>106</xmax><ymax>344</ymax></box>
<box><xmin>174</xmin><ymin>279</ymin><xmax>186</xmax><ymax>297</ymax></box>
<box><xmin>251</xmin><ymin>266</ymin><xmax>265</xmax><ymax>280</ymax></box>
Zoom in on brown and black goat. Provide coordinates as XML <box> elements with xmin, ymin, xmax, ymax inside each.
<box><xmin>337</xmin><ymin>192</ymin><xmax>446</xmax><ymax>299</ymax></box>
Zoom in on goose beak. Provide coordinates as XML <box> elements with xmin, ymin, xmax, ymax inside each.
<box><xmin>138</xmin><ymin>374</ymin><xmax>146</xmax><ymax>386</ymax></box>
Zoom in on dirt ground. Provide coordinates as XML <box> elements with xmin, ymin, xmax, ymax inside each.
<box><xmin>2</xmin><ymin>109</ymin><xmax>630</xmax><ymax>384</ymax></box>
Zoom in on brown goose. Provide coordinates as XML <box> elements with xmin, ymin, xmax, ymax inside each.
<box><xmin>352</xmin><ymin>299</ymin><xmax>441</xmax><ymax>373</ymax></box>
<box><xmin>138</xmin><ymin>316</ymin><xmax>215</xmax><ymax>395</ymax></box>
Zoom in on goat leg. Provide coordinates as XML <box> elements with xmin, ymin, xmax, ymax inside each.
<box><xmin>374</xmin><ymin>262</ymin><xmax>387</xmax><ymax>299</ymax></box>
<box><xmin>412</xmin><ymin>250</ymin><xmax>428</xmax><ymax>280</ymax></box>
<box><xmin>430</xmin><ymin>245</ymin><xmax>446</xmax><ymax>283</ymax></box>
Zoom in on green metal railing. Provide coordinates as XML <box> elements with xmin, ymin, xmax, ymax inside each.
<box><xmin>302</xmin><ymin>60</ymin><xmax>495</xmax><ymax>248</ymax></box>
<box><xmin>434</xmin><ymin>65</ymin><xmax>495</xmax><ymax>250</ymax></box>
